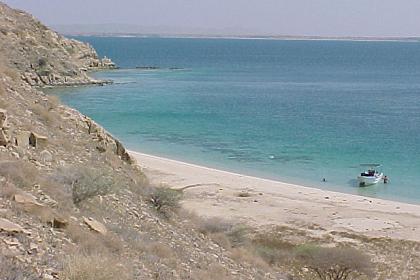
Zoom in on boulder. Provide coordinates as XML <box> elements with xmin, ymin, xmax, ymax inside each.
<box><xmin>83</xmin><ymin>217</ymin><xmax>107</xmax><ymax>235</ymax></box>
<box><xmin>0</xmin><ymin>218</ymin><xmax>24</xmax><ymax>233</ymax></box>
<box><xmin>50</xmin><ymin>215</ymin><xmax>68</xmax><ymax>229</ymax></box>
<box><xmin>29</xmin><ymin>132</ymin><xmax>48</xmax><ymax>149</ymax></box>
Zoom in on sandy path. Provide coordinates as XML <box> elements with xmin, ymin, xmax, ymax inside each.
<box><xmin>130</xmin><ymin>151</ymin><xmax>420</xmax><ymax>242</ymax></box>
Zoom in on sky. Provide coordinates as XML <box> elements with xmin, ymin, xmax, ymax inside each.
<box><xmin>3</xmin><ymin>0</ymin><xmax>420</xmax><ymax>37</ymax></box>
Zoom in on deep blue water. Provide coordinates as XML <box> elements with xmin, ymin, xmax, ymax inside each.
<box><xmin>50</xmin><ymin>37</ymin><xmax>420</xmax><ymax>203</ymax></box>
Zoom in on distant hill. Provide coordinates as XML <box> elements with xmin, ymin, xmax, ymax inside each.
<box><xmin>52</xmin><ymin>23</ymin><xmax>420</xmax><ymax>42</ymax></box>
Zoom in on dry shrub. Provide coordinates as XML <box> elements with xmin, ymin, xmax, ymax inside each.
<box><xmin>148</xmin><ymin>186</ymin><xmax>182</xmax><ymax>214</ymax></box>
<box><xmin>0</xmin><ymin>160</ymin><xmax>38</xmax><ymax>189</ymax></box>
<box><xmin>54</xmin><ymin>166</ymin><xmax>116</xmax><ymax>204</ymax></box>
<box><xmin>60</xmin><ymin>253</ymin><xmax>131</xmax><ymax>280</ymax></box>
<box><xmin>230</xmin><ymin>247</ymin><xmax>271</xmax><ymax>271</ymax></box>
<box><xmin>30</xmin><ymin>102</ymin><xmax>56</xmax><ymax>124</ymax></box>
<box><xmin>146</xmin><ymin>242</ymin><xmax>175</xmax><ymax>259</ymax></box>
<box><xmin>196</xmin><ymin>217</ymin><xmax>233</xmax><ymax>235</ymax></box>
<box><xmin>192</xmin><ymin>216</ymin><xmax>249</xmax><ymax>249</ymax></box>
<box><xmin>252</xmin><ymin>234</ymin><xmax>295</xmax><ymax>265</ymax></box>
<box><xmin>295</xmin><ymin>246</ymin><xmax>374</xmax><ymax>280</ymax></box>
<box><xmin>226</xmin><ymin>224</ymin><xmax>249</xmax><ymax>247</ymax></box>
<box><xmin>0</xmin><ymin>180</ymin><xmax>19</xmax><ymax>199</ymax></box>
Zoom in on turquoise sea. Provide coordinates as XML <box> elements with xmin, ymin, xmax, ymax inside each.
<box><xmin>50</xmin><ymin>37</ymin><xmax>420</xmax><ymax>204</ymax></box>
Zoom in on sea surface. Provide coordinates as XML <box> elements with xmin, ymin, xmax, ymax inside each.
<box><xmin>49</xmin><ymin>37</ymin><xmax>420</xmax><ymax>204</ymax></box>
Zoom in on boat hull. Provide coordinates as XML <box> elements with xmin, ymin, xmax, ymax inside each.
<box><xmin>357</xmin><ymin>173</ymin><xmax>383</xmax><ymax>186</ymax></box>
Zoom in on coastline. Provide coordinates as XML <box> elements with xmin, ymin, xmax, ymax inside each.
<box><xmin>130</xmin><ymin>150</ymin><xmax>420</xmax><ymax>242</ymax></box>
<box><xmin>66</xmin><ymin>33</ymin><xmax>420</xmax><ymax>43</ymax></box>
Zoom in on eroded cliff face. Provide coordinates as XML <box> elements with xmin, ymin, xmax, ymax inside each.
<box><xmin>0</xmin><ymin>2</ymin><xmax>115</xmax><ymax>87</ymax></box>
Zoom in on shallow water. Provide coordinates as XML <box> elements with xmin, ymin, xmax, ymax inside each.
<box><xmin>50</xmin><ymin>37</ymin><xmax>420</xmax><ymax>204</ymax></box>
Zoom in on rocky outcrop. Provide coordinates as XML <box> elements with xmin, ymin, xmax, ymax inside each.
<box><xmin>0</xmin><ymin>218</ymin><xmax>24</xmax><ymax>233</ymax></box>
<box><xmin>0</xmin><ymin>2</ymin><xmax>116</xmax><ymax>87</ymax></box>
<box><xmin>85</xmin><ymin>116</ymin><xmax>134</xmax><ymax>164</ymax></box>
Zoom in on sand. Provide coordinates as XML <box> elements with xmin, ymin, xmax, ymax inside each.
<box><xmin>130</xmin><ymin>151</ymin><xmax>420</xmax><ymax>242</ymax></box>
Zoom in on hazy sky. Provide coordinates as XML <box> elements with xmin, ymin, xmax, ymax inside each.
<box><xmin>3</xmin><ymin>0</ymin><xmax>420</xmax><ymax>37</ymax></box>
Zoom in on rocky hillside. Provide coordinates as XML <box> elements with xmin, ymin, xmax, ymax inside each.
<box><xmin>3</xmin><ymin>2</ymin><xmax>419</xmax><ymax>280</ymax></box>
<box><xmin>0</xmin><ymin>2</ymin><xmax>287</xmax><ymax>280</ymax></box>
<box><xmin>0</xmin><ymin>2</ymin><xmax>115</xmax><ymax>87</ymax></box>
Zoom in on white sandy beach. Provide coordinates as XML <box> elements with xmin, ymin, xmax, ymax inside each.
<box><xmin>130</xmin><ymin>151</ymin><xmax>420</xmax><ymax>242</ymax></box>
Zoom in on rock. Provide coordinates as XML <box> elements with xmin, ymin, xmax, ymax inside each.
<box><xmin>0</xmin><ymin>129</ymin><xmax>9</xmax><ymax>146</ymax></box>
<box><xmin>40</xmin><ymin>150</ymin><xmax>53</xmax><ymax>164</ymax></box>
<box><xmin>83</xmin><ymin>217</ymin><xmax>107</xmax><ymax>235</ymax></box>
<box><xmin>14</xmin><ymin>192</ymin><xmax>43</xmax><ymax>206</ymax></box>
<box><xmin>0</xmin><ymin>218</ymin><xmax>24</xmax><ymax>233</ymax></box>
<box><xmin>50</xmin><ymin>215</ymin><xmax>68</xmax><ymax>229</ymax></box>
<box><xmin>29</xmin><ymin>132</ymin><xmax>48</xmax><ymax>149</ymax></box>
<box><xmin>0</xmin><ymin>109</ymin><xmax>7</xmax><ymax>127</ymax></box>
<box><xmin>14</xmin><ymin>131</ymin><xmax>30</xmax><ymax>148</ymax></box>
<box><xmin>14</xmin><ymin>192</ymin><xmax>67</xmax><ymax>228</ymax></box>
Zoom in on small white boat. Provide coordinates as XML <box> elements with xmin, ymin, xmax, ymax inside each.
<box><xmin>357</xmin><ymin>164</ymin><xmax>384</xmax><ymax>187</ymax></box>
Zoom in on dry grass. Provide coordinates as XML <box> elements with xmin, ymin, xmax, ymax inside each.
<box><xmin>60</xmin><ymin>253</ymin><xmax>131</xmax><ymax>280</ymax></box>
<box><xmin>146</xmin><ymin>242</ymin><xmax>175</xmax><ymax>259</ymax></box>
<box><xmin>66</xmin><ymin>223</ymin><xmax>123</xmax><ymax>255</ymax></box>
<box><xmin>47</xmin><ymin>95</ymin><xmax>61</xmax><ymax>110</ymax></box>
<box><xmin>0</xmin><ymin>180</ymin><xmax>19</xmax><ymax>199</ymax></box>
<box><xmin>0</xmin><ymin>160</ymin><xmax>39</xmax><ymax>189</ymax></box>
<box><xmin>196</xmin><ymin>217</ymin><xmax>233</xmax><ymax>235</ymax></box>
<box><xmin>29</xmin><ymin>102</ymin><xmax>57</xmax><ymax>125</ymax></box>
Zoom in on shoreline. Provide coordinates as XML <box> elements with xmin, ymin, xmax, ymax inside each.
<box><xmin>67</xmin><ymin>33</ymin><xmax>420</xmax><ymax>43</ymax></box>
<box><xmin>130</xmin><ymin>150</ymin><xmax>420</xmax><ymax>242</ymax></box>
